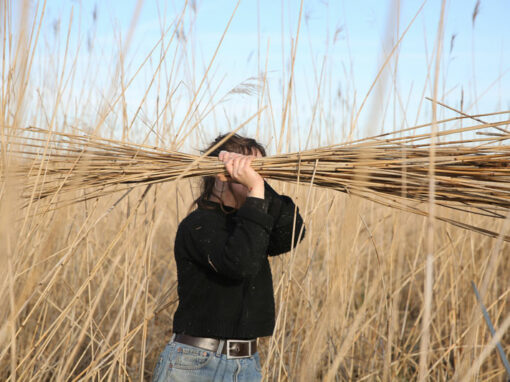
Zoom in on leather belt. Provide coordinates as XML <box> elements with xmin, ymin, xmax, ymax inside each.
<box><xmin>174</xmin><ymin>334</ymin><xmax>257</xmax><ymax>359</ymax></box>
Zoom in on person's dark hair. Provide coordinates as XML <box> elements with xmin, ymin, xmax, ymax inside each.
<box><xmin>193</xmin><ymin>133</ymin><xmax>266</xmax><ymax>211</ymax></box>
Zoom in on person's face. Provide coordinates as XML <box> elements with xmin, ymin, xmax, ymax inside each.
<box><xmin>229</xmin><ymin>182</ymin><xmax>250</xmax><ymax>199</ymax></box>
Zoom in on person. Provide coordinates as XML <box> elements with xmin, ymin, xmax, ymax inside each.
<box><xmin>152</xmin><ymin>133</ymin><xmax>305</xmax><ymax>382</ymax></box>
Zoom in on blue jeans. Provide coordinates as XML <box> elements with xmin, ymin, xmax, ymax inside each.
<box><xmin>152</xmin><ymin>339</ymin><xmax>262</xmax><ymax>382</ymax></box>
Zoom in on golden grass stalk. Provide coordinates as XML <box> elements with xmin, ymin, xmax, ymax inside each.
<box><xmin>3</xmin><ymin>113</ymin><xmax>510</xmax><ymax>241</ymax></box>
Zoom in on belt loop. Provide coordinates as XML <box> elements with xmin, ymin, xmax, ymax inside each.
<box><xmin>216</xmin><ymin>339</ymin><xmax>225</xmax><ymax>356</ymax></box>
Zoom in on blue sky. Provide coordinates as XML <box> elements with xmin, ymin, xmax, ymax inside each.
<box><xmin>22</xmin><ymin>0</ymin><xmax>510</xmax><ymax>151</ymax></box>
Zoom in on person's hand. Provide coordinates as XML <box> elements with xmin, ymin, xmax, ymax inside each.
<box><xmin>219</xmin><ymin>151</ymin><xmax>264</xmax><ymax>198</ymax></box>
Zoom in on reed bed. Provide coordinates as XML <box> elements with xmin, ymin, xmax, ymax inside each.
<box><xmin>2</xmin><ymin>0</ymin><xmax>510</xmax><ymax>380</ymax></box>
<box><xmin>5</xmin><ymin>113</ymin><xmax>510</xmax><ymax>240</ymax></box>
<box><xmin>2</xmin><ymin>169</ymin><xmax>509</xmax><ymax>381</ymax></box>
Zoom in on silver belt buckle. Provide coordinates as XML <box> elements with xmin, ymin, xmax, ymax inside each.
<box><xmin>226</xmin><ymin>339</ymin><xmax>252</xmax><ymax>359</ymax></box>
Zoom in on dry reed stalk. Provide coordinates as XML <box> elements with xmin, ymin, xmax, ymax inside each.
<box><xmin>3</xmin><ymin>113</ymin><xmax>510</xmax><ymax>241</ymax></box>
<box><xmin>419</xmin><ymin>2</ymin><xmax>446</xmax><ymax>379</ymax></box>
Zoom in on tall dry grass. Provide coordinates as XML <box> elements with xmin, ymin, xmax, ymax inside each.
<box><xmin>1</xmin><ymin>0</ymin><xmax>509</xmax><ymax>381</ymax></box>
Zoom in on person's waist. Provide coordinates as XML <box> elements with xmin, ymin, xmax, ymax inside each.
<box><xmin>173</xmin><ymin>333</ymin><xmax>257</xmax><ymax>359</ymax></box>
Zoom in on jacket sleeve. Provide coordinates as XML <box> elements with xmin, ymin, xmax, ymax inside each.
<box><xmin>264</xmin><ymin>182</ymin><xmax>306</xmax><ymax>256</ymax></box>
<box><xmin>176</xmin><ymin>198</ymin><xmax>274</xmax><ymax>281</ymax></box>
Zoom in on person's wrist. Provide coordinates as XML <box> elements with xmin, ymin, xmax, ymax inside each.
<box><xmin>247</xmin><ymin>181</ymin><xmax>265</xmax><ymax>199</ymax></box>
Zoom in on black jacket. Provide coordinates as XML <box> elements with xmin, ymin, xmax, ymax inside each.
<box><xmin>172</xmin><ymin>182</ymin><xmax>305</xmax><ymax>339</ymax></box>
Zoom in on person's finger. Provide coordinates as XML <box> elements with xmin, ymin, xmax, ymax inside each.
<box><xmin>238</xmin><ymin>156</ymin><xmax>248</xmax><ymax>177</ymax></box>
<box><xmin>229</xmin><ymin>153</ymin><xmax>241</xmax><ymax>162</ymax></box>
<box><xmin>224</xmin><ymin>151</ymin><xmax>233</xmax><ymax>163</ymax></box>
<box><xmin>237</xmin><ymin>156</ymin><xmax>248</xmax><ymax>177</ymax></box>
<box><xmin>219</xmin><ymin>150</ymin><xmax>226</xmax><ymax>161</ymax></box>
<box><xmin>225</xmin><ymin>158</ymin><xmax>234</xmax><ymax>177</ymax></box>
<box><xmin>233</xmin><ymin>156</ymin><xmax>242</xmax><ymax>179</ymax></box>
<box><xmin>230</xmin><ymin>157</ymin><xmax>237</xmax><ymax>179</ymax></box>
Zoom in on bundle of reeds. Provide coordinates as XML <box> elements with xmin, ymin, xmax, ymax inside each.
<box><xmin>3</xmin><ymin>112</ymin><xmax>510</xmax><ymax>240</ymax></box>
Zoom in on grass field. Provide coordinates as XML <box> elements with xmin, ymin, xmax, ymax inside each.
<box><xmin>1</xmin><ymin>0</ymin><xmax>509</xmax><ymax>380</ymax></box>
